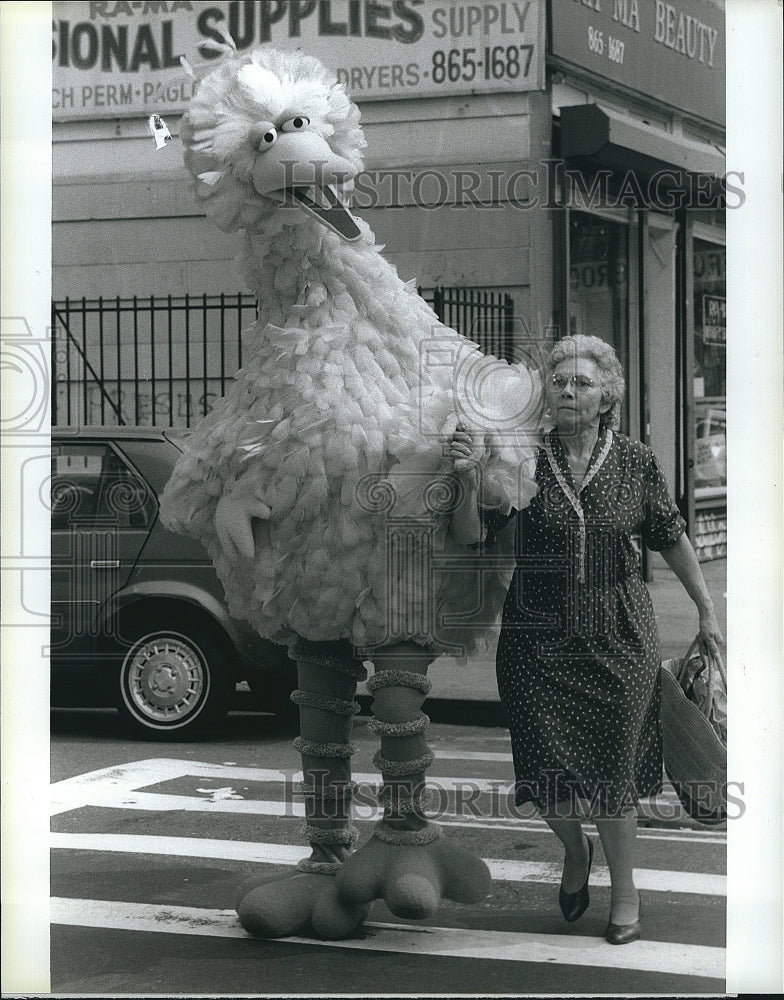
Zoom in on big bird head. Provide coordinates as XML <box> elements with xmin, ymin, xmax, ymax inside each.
<box><xmin>182</xmin><ymin>46</ymin><xmax>367</xmax><ymax>240</ymax></box>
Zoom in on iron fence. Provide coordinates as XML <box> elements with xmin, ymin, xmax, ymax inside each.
<box><xmin>51</xmin><ymin>287</ymin><xmax>515</xmax><ymax>428</ymax></box>
<box><xmin>423</xmin><ymin>287</ymin><xmax>515</xmax><ymax>361</ymax></box>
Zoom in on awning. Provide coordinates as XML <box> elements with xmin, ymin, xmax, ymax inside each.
<box><xmin>559</xmin><ymin>104</ymin><xmax>726</xmax><ymax>179</ymax></box>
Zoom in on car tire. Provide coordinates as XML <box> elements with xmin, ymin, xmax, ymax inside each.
<box><xmin>116</xmin><ymin>614</ymin><xmax>235</xmax><ymax>740</ymax></box>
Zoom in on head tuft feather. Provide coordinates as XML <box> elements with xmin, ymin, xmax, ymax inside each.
<box><xmin>181</xmin><ymin>45</ymin><xmax>366</xmax><ymax>232</ymax></box>
<box><xmin>237</xmin><ymin>62</ymin><xmax>284</xmax><ymax>111</ymax></box>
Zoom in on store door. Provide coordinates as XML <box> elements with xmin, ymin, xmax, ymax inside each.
<box><xmin>643</xmin><ymin>214</ymin><xmax>678</xmax><ymax>502</ymax></box>
<box><xmin>690</xmin><ymin>232</ymin><xmax>727</xmax><ymax>559</ymax></box>
<box><xmin>567</xmin><ymin>210</ymin><xmax>639</xmax><ymax>441</ymax></box>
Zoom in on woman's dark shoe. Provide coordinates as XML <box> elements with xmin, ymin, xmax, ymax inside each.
<box><xmin>604</xmin><ymin>893</ymin><xmax>642</xmax><ymax>945</ymax></box>
<box><xmin>558</xmin><ymin>835</ymin><xmax>594</xmax><ymax>923</ymax></box>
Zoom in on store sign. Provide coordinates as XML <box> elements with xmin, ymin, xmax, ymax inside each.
<box><xmin>52</xmin><ymin>1</ymin><xmax>545</xmax><ymax>121</ymax></box>
<box><xmin>701</xmin><ymin>294</ymin><xmax>726</xmax><ymax>346</ymax></box>
<box><xmin>570</xmin><ymin>259</ymin><xmax>627</xmax><ymax>290</ymax></box>
<box><xmin>550</xmin><ymin>0</ymin><xmax>725</xmax><ymax>126</ymax></box>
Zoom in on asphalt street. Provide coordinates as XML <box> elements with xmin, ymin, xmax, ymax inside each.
<box><xmin>49</xmin><ymin>708</ymin><xmax>727</xmax><ymax>996</ymax></box>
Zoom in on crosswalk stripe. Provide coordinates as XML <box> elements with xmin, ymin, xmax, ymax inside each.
<box><xmin>50</xmin><ymin>789</ymin><xmax>726</xmax><ymax>845</ymax></box>
<box><xmin>434</xmin><ymin>753</ymin><xmax>686</xmax><ymax>797</ymax></box>
<box><xmin>49</xmin><ymin>759</ymin><xmax>727</xmax><ymax>844</ymax></box>
<box><xmin>49</xmin><ymin>897</ymin><xmax>725</xmax><ymax>979</ymax></box>
<box><xmin>486</xmin><ymin>858</ymin><xmax>725</xmax><ymax>895</ymax></box>
<box><xmin>434</xmin><ymin>750</ymin><xmax>514</xmax><ymax>761</ymax></box>
<box><xmin>50</xmin><ymin>763</ymin><xmax>519</xmax><ymax>805</ymax></box>
<box><xmin>49</xmin><ymin>833</ymin><xmax>726</xmax><ymax>896</ymax></box>
<box><xmin>50</xmin><ymin>787</ymin><xmax>727</xmax><ymax>843</ymax></box>
<box><xmin>50</xmin><ymin>764</ymin><xmax>518</xmax><ymax>816</ymax></box>
<box><xmin>48</xmin><ymin>758</ymin><xmax>679</xmax><ymax>803</ymax></box>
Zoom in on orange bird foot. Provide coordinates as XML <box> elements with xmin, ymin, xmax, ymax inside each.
<box><xmin>235</xmin><ymin>869</ymin><xmax>371</xmax><ymax>940</ymax></box>
<box><xmin>335</xmin><ymin>829</ymin><xmax>492</xmax><ymax>921</ymax></box>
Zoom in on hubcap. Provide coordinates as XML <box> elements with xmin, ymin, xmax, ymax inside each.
<box><xmin>125</xmin><ymin>634</ymin><xmax>207</xmax><ymax>726</ymax></box>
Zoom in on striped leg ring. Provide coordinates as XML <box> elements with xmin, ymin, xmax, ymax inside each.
<box><xmin>367</xmin><ymin>670</ymin><xmax>437</xmax><ymax>832</ymax></box>
<box><xmin>290</xmin><ymin>689</ymin><xmax>361</xmax><ymax>717</ymax></box>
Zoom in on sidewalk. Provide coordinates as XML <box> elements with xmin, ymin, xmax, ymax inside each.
<box><xmin>648</xmin><ymin>556</ymin><xmax>727</xmax><ymax>660</ymax></box>
<box><xmin>370</xmin><ymin>559</ymin><xmax>727</xmax><ymax>704</ymax></box>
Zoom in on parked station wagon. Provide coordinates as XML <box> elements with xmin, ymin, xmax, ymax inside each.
<box><xmin>50</xmin><ymin>426</ymin><xmax>295</xmax><ymax>738</ymax></box>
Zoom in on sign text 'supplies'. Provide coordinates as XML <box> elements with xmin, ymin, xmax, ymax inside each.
<box><xmin>52</xmin><ymin>1</ymin><xmax>545</xmax><ymax>119</ymax></box>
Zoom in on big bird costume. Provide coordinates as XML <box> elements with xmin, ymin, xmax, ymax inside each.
<box><xmin>160</xmin><ymin>38</ymin><xmax>542</xmax><ymax>940</ymax></box>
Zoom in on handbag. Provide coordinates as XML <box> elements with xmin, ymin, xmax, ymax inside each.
<box><xmin>660</xmin><ymin>637</ymin><xmax>728</xmax><ymax>825</ymax></box>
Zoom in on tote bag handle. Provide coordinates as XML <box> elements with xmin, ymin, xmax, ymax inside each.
<box><xmin>680</xmin><ymin>635</ymin><xmax>727</xmax><ymax>705</ymax></box>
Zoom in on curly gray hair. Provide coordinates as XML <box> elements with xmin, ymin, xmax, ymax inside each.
<box><xmin>546</xmin><ymin>335</ymin><xmax>625</xmax><ymax>429</ymax></box>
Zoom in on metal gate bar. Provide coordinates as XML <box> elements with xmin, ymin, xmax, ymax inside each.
<box><xmin>51</xmin><ymin>288</ymin><xmax>514</xmax><ymax>427</ymax></box>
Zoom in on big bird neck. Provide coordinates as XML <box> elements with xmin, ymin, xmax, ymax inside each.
<box><xmin>242</xmin><ymin>213</ymin><xmax>400</xmax><ymax>332</ymax></box>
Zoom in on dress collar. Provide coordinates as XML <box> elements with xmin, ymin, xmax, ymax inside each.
<box><xmin>543</xmin><ymin>426</ymin><xmax>614</xmax><ymax>584</ymax></box>
<box><xmin>545</xmin><ymin>425</ymin><xmax>613</xmax><ymax>497</ymax></box>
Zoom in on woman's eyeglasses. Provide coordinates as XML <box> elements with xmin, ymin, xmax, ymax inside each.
<box><xmin>550</xmin><ymin>373</ymin><xmax>597</xmax><ymax>390</ymax></box>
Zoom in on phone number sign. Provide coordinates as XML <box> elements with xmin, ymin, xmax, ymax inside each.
<box><xmin>52</xmin><ymin>1</ymin><xmax>545</xmax><ymax>121</ymax></box>
<box><xmin>550</xmin><ymin>0</ymin><xmax>724</xmax><ymax>126</ymax></box>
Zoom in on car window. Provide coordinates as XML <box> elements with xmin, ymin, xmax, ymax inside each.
<box><xmin>51</xmin><ymin>444</ymin><xmax>156</xmax><ymax>530</ymax></box>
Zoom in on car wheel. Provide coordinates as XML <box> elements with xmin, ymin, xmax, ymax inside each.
<box><xmin>117</xmin><ymin>616</ymin><xmax>234</xmax><ymax>739</ymax></box>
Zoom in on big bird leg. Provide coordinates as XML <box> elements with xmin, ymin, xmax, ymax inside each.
<box><xmin>337</xmin><ymin>641</ymin><xmax>493</xmax><ymax>919</ymax></box>
<box><xmin>236</xmin><ymin>641</ymin><xmax>371</xmax><ymax>939</ymax></box>
<box><xmin>236</xmin><ymin>638</ymin><xmax>492</xmax><ymax>938</ymax></box>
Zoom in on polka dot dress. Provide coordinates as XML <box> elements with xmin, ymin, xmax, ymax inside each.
<box><xmin>484</xmin><ymin>427</ymin><xmax>686</xmax><ymax>816</ymax></box>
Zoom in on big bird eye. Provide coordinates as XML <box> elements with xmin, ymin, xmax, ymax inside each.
<box><xmin>249</xmin><ymin>122</ymin><xmax>278</xmax><ymax>150</ymax></box>
<box><xmin>280</xmin><ymin>116</ymin><xmax>310</xmax><ymax>133</ymax></box>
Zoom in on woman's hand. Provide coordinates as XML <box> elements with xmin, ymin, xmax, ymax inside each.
<box><xmin>447</xmin><ymin>424</ymin><xmax>486</xmax><ymax>477</ymax></box>
<box><xmin>445</xmin><ymin>424</ymin><xmax>487</xmax><ymax>544</ymax></box>
<box><xmin>215</xmin><ymin>490</ymin><xmax>272</xmax><ymax>560</ymax></box>
<box><xmin>697</xmin><ymin>604</ymin><xmax>724</xmax><ymax>662</ymax></box>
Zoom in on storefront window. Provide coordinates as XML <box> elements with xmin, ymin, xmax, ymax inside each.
<box><xmin>568</xmin><ymin>213</ymin><xmax>630</xmax><ymax>428</ymax></box>
<box><xmin>693</xmin><ymin>238</ymin><xmax>727</xmax><ymax>496</ymax></box>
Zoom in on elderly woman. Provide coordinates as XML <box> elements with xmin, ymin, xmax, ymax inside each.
<box><xmin>448</xmin><ymin>334</ymin><xmax>723</xmax><ymax>945</ymax></box>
